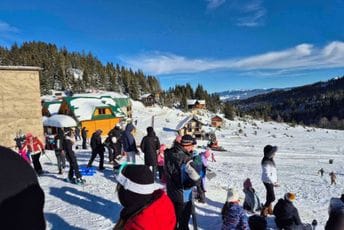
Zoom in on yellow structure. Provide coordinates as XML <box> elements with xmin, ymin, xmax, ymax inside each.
<box><xmin>0</xmin><ymin>66</ymin><xmax>44</xmax><ymax>148</ymax></box>
<box><xmin>59</xmin><ymin>96</ymin><xmax>125</xmax><ymax>138</ymax></box>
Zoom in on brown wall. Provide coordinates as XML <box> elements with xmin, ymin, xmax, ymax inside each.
<box><xmin>0</xmin><ymin>67</ymin><xmax>44</xmax><ymax>148</ymax></box>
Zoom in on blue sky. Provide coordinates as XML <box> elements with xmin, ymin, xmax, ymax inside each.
<box><xmin>0</xmin><ymin>0</ymin><xmax>343</xmax><ymax>92</ymax></box>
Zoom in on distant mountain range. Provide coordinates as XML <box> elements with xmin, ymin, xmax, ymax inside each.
<box><xmin>216</xmin><ymin>88</ymin><xmax>289</xmax><ymax>101</ymax></box>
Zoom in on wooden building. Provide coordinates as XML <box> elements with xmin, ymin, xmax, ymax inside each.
<box><xmin>187</xmin><ymin>99</ymin><xmax>206</xmax><ymax>110</ymax></box>
<box><xmin>0</xmin><ymin>66</ymin><xmax>44</xmax><ymax>148</ymax></box>
<box><xmin>42</xmin><ymin>101</ymin><xmax>62</xmax><ymax>117</ymax></box>
<box><xmin>58</xmin><ymin>96</ymin><xmax>125</xmax><ymax>138</ymax></box>
<box><xmin>140</xmin><ymin>94</ymin><xmax>156</xmax><ymax>107</ymax></box>
<box><xmin>176</xmin><ymin>115</ymin><xmax>205</xmax><ymax>139</ymax></box>
<box><xmin>211</xmin><ymin>115</ymin><xmax>223</xmax><ymax>128</ymax></box>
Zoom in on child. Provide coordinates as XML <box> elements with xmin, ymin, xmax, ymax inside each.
<box><xmin>19</xmin><ymin>148</ymin><xmax>31</xmax><ymax>164</ymax></box>
<box><xmin>330</xmin><ymin>172</ymin><xmax>337</xmax><ymax>185</ymax></box>
<box><xmin>221</xmin><ymin>188</ymin><xmax>249</xmax><ymax>229</ymax></box>
<box><xmin>243</xmin><ymin>178</ymin><xmax>262</xmax><ymax>213</ymax></box>
<box><xmin>157</xmin><ymin>144</ymin><xmax>166</xmax><ymax>183</ymax></box>
<box><xmin>211</xmin><ymin>151</ymin><xmax>216</xmax><ymax>162</ymax></box>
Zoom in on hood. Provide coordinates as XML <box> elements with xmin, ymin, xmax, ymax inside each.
<box><xmin>147</xmin><ymin>127</ymin><xmax>155</xmax><ymax>136</ymax></box>
<box><xmin>125</xmin><ymin>124</ymin><xmax>135</xmax><ymax>133</ymax></box>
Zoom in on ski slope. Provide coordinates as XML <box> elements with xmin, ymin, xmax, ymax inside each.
<box><xmin>40</xmin><ymin>101</ymin><xmax>344</xmax><ymax>229</ymax></box>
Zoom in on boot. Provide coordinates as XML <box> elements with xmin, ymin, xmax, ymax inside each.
<box><xmin>260</xmin><ymin>206</ymin><xmax>268</xmax><ymax>217</ymax></box>
<box><xmin>268</xmin><ymin>204</ymin><xmax>273</xmax><ymax>215</ymax></box>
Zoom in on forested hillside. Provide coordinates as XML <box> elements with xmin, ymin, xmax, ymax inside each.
<box><xmin>235</xmin><ymin>77</ymin><xmax>344</xmax><ymax>129</ymax></box>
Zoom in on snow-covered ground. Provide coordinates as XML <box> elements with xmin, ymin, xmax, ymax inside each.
<box><xmin>40</xmin><ymin>101</ymin><xmax>344</xmax><ymax>229</ymax></box>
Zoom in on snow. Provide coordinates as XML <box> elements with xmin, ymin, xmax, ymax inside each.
<box><xmin>37</xmin><ymin>100</ymin><xmax>344</xmax><ymax>229</ymax></box>
<box><xmin>70</xmin><ymin>98</ymin><xmax>110</xmax><ymax>121</ymax></box>
<box><xmin>48</xmin><ymin>103</ymin><xmax>61</xmax><ymax>115</ymax></box>
<box><xmin>43</xmin><ymin>114</ymin><xmax>77</xmax><ymax>128</ymax></box>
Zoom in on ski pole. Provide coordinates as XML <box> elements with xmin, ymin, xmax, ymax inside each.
<box><xmin>43</xmin><ymin>151</ymin><xmax>54</xmax><ymax>164</ymax></box>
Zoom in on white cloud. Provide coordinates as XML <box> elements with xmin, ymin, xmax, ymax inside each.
<box><xmin>0</xmin><ymin>20</ymin><xmax>19</xmax><ymax>33</ymax></box>
<box><xmin>206</xmin><ymin>0</ymin><xmax>226</xmax><ymax>10</ymax></box>
<box><xmin>121</xmin><ymin>41</ymin><xmax>344</xmax><ymax>75</ymax></box>
<box><xmin>236</xmin><ymin>0</ymin><xmax>266</xmax><ymax>27</ymax></box>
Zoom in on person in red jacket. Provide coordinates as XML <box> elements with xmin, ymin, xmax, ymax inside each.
<box><xmin>114</xmin><ymin>164</ymin><xmax>176</xmax><ymax>230</ymax></box>
<box><xmin>21</xmin><ymin>133</ymin><xmax>45</xmax><ymax>175</ymax></box>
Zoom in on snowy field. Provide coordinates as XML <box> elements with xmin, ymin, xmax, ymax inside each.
<box><xmin>40</xmin><ymin>101</ymin><xmax>344</xmax><ymax>229</ymax></box>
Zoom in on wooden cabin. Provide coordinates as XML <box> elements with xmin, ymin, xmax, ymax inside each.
<box><xmin>58</xmin><ymin>96</ymin><xmax>125</xmax><ymax>138</ymax></box>
<box><xmin>187</xmin><ymin>99</ymin><xmax>206</xmax><ymax>110</ymax></box>
<box><xmin>211</xmin><ymin>115</ymin><xmax>223</xmax><ymax>128</ymax></box>
<box><xmin>140</xmin><ymin>94</ymin><xmax>156</xmax><ymax>107</ymax></box>
<box><xmin>176</xmin><ymin>115</ymin><xmax>205</xmax><ymax>139</ymax></box>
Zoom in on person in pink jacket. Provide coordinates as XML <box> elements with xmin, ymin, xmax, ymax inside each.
<box><xmin>21</xmin><ymin>133</ymin><xmax>45</xmax><ymax>175</ymax></box>
<box><xmin>157</xmin><ymin>144</ymin><xmax>166</xmax><ymax>183</ymax></box>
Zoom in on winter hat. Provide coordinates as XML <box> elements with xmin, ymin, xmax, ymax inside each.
<box><xmin>0</xmin><ymin>146</ymin><xmax>45</xmax><ymax>229</ymax></box>
<box><xmin>116</xmin><ymin>164</ymin><xmax>162</xmax><ymax>195</ymax></box>
<box><xmin>264</xmin><ymin>145</ymin><xmax>278</xmax><ymax>158</ymax></box>
<box><xmin>181</xmin><ymin>134</ymin><xmax>197</xmax><ymax>146</ymax></box>
<box><xmin>243</xmin><ymin>178</ymin><xmax>253</xmax><ymax>190</ymax></box>
<box><xmin>284</xmin><ymin>192</ymin><xmax>296</xmax><ymax>202</ymax></box>
<box><xmin>226</xmin><ymin>188</ymin><xmax>240</xmax><ymax>202</ymax></box>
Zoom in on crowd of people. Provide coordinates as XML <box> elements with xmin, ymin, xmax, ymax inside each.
<box><xmin>5</xmin><ymin>123</ymin><xmax>344</xmax><ymax>230</ymax></box>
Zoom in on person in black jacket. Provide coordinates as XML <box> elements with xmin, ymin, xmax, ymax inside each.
<box><xmin>63</xmin><ymin>131</ymin><xmax>84</xmax><ymax>184</ymax></box>
<box><xmin>54</xmin><ymin>128</ymin><xmax>66</xmax><ymax>174</ymax></box>
<box><xmin>140</xmin><ymin>127</ymin><xmax>160</xmax><ymax>178</ymax></box>
<box><xmin>105</xmin><ymin>124</ymin><xmax>123</xmax><ymax>163</ymax></box>
<box><xmin>164</xmin><ymin>134</ymin><xmax>201</xmax><ymax>230</ymax></box>
<box><xmin>122</xmin><ymin>124</ymin><xmax>139</xmax><ymax>164</ymax></box>
<box><xmin>325</xmin><ymin>207</ymin><xmax>344</xmax><ymax>230</ymax></box>
<box><xmin>0</xmin><ymin>146</ymin><xmax>46</xmax><ymax>230</ymax></box>
<box><xmin>273</xmin><ymin>192</ymin><xmax>304</xmax><ymax>230</ymax></box>
<box><xmin>87</xmin><ymin>130</ymin><xmax>105</xmax><ymax>170</ymax></box>
<box><xmin>81</xmin><ymin>127</ymin><xmax>88</xmax><ymax>149</ymax></box>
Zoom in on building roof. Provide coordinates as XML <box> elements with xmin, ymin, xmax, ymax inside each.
<box><xmin>187</xmin><ymin>99</ymin><xmax>206</xmax><ymax>105</ymax></box>
<box><xmin>64</xmin><ymin>97</ymin><xmax>125</xmax><ymax>122</ymax></box>
<box><xmin>212</xmin><ymin>115</ymin><xmax>223</xmax><ymax>121</ymax></box>
<box><xmin>176</xmin><ymin>115</ymin><xmax>205</xmax><ymax>130</ymax></box>
<box><xmin>0</xmin><ymin>66</ymin><xmax>42</xmax><ymax>71</ymax></box>
<box><xmin>140</xmin><ymin>93</ymin><xmax>154</xmax><ymax>99</ymax></box>
<box><xmin>43</xmin><ymin>101</ymin><xmax>62</xmax><ymax>116</ymax></box>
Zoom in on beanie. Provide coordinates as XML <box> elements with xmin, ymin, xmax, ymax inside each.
<box><xmin>284</xmin><ymin>192</ymin><xmax>296</xmax><ymax>202</ymax></box>
<box><xmin>181</xmin><ymin>135</ymin><xmax>197</xmax><ymax>146</ymax></box>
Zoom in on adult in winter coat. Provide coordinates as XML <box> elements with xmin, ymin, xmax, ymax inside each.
<box><xmin>88</xmin><ymin>130</ymin><xmax>105</xmax><ymax>170</ymax></box>
<box><xmin>81</xmin><ymin>127</ymin><xmax>88</xmax><ymax>149</ymax></box>
<box><xmin>164</xmin><ymin>134</ymin><xmax>201</xmax><ymax>230</ymax></box>
<box><xmin>114</xmin><ymin>164</ymin><xmax>176</xmax><ymax>230</ymax></box>
<box><xmin>105</xmin><ymin>124</ymin><xmax>122</xmax><ymax>163</ymax></box>
<box><xmin>140</xmin><ymin>127</ymin><xmax>160</xmax><ymax>177</ymax></box>
<box><xmin>261</xmin><ymin>144</ymin><xmax>278</xmax><ymax>217</ymax></box>
<box><xmin>273</xmin><ymin>193</ymin><xmax>304</xmax><ymax>230</ymax></box>
<box><xmin>0</xmin><ymin>146</ymin><xmax>46</xmax><ymax>230</ymax></box>
<box><xmin>54</xmin><ymin>129</ymin><xmax>66</xmax><ymax>174</ymax></box>
<box><xmin>63</xmin><ymin>131</ymin><xmax>85</xmax><ymax>184</ymax></box>
<box><xmin>328</xmin><ymin>194</ymin><xmax>344</xmax><ymax>215</ymax></box>
<box><xmin>21</xmin><ymin>133</ymin><xmax>45</xmax><ymax>175</ymax></box>
<box><xmin>122</xmin><ymin>124</ymin><xmax>138</xmax><ymax>164</ymax></box>
<box><xmin>243</xmin><ymin>178</ymin><xmax>262</xmax><ymax>213</ymax></box>
<box><xmin>325</xmin><ymin>207</ymin><xmax>344</xmax><ymax>230</ymax></box>
<box><xmin>221</xmin><ymin>188</ymin><xmax>249</xmax><ymax>230</ymax></box>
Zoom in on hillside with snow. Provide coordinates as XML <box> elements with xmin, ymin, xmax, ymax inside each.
<box><xmin>39</xmin><ymin>101</ymin><xmax>344</xmax><ymax>229</ymax></box>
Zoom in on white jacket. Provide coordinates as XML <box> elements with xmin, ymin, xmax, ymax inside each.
<box><xmin>261</xmin><ymin>163</ymin><xmax>277</xmax><ymax>184</ymax></box>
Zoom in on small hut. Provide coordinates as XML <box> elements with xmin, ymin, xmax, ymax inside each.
<box><xmin>187</xmin><ymin>99</ymin><xmax>206</xmax><ymax>110</ymax></box>
<box><xmin>176</xmin><ymin>115</ymin><xmax>205</xmax><ymax>139</ymax></box>
<box><xmin>211</xmin><ymin>115</ymin><xmax>223</xmax><ymax>128</ymax></box>
<box><xmin>140</xmin><ymin>94</ymin><xmax>156</xmax><ymax>107</ymax></box>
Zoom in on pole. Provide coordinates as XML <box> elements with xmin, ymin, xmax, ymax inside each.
<box><xmin>151</xmin><ymin>115</ymin><xmax>155</xmax><ymax>129</ymax></box>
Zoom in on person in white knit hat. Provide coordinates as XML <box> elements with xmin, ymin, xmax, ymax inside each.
<box><xmin>221</xmin><ymin>188</ymin><xmax>249</xmax><ymax>230</ymax></box>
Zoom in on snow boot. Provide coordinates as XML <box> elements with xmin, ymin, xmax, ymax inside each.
<box><xmin>75</xmin><ymin>178</ymin><xmax>86</xmax><ymax>185</ymax></box>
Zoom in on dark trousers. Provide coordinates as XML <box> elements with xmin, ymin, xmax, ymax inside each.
<box><xmin>65</xmin><ymin>151</ymin><xmax>81</xmax><ymax>179</ymax></box>
<box><xmin>55</xmin><ymin>150</ymin><xmax>66</xmax><ymax>172</ymax></box>
<box><xmin>87</xmin><ymin>151</ymin><xmax>104</xmax><ymax>169</ymax></box>
<box><xmin>82</xmin><ymin>138</ymin><xmax>87</xmax><ymax>149</ymax></box>
<box><xmin>173</xmin><ymin>201</ymin><xmax>192</xmax><ymax>230</ymax></box>
<box><xmin>31</xmin><ymin>153</ymin><xmax>43</xmax><ymax>174</ymax></box>
<box><xmin>263</xmin><ymin>182</ymin><xmax>275</xmax><ymax>207</ymax></box>
<box><xmin>158</xmin><ymin>166</ymin><xmax>164</xmax><ymax>180</ymax></box>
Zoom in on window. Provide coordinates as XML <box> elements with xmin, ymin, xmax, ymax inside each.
<box><xmin>98</xmin><ymin>108</ymin><xmax>106</xmax><ymax>114</ymax></box>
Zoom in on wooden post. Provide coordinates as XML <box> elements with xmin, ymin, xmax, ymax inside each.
<box><xmin>151</xmin><ymin>115</ymin><xmax>155</xmax><ymax>128</ymax></box>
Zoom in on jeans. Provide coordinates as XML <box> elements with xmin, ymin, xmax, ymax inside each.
<box><xmin>263</xmin><ymin>182</ymin><xmax>275</xmax><ymax>207</ymax></box>
<box><xmin>31</xmin><ymin>153</ymin><xmax>43</xmax><ymax>174</ymax></box>
<box><xmin>126</xmin><ymin>151</ymin><xmax>136</xmax><ymax>164</ymax></box>
<box><xmin>173</xmin><ymin>201</ymin><xmax>192</xmax><ymax>230</ymax></box>
<box><xmin>55</xmin><ymin>150</ymin><xmax>66</xmax><ymax>172</ymax></box>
